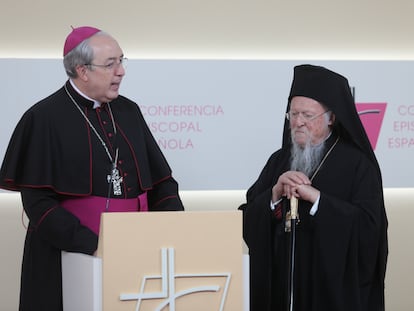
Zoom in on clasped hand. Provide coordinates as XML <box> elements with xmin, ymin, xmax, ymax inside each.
<box><xmin>272</xmin><ymin>171</ymin><xmax>320</xmax><ymax>204</ymax></box>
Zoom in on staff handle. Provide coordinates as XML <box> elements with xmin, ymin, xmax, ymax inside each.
<box><xmin>290</xmin><ymin>196</ymin><xmax>299</xmax><ymax>220</ymax></box>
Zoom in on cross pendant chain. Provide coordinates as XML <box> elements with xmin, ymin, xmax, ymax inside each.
<box><xmin>65</xmin><ymin>85</ymin><xmax>123</xmax><ymax>196</ymax></box>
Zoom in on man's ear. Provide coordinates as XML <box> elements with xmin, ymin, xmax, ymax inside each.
<box><xmin>328</xmin><ymin>113</ymin><xmax>335</xmax><ymax>125</ymax></box>
<box><xmin>76</xmin><ymin>65</ymin><xmax>89</xmax><ymax>82</ymax></box>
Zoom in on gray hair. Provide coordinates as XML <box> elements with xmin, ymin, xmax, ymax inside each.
<box><xmin>63</xmin><ymin>31</ymin><xmax>106</xmax><ymax>78</ymax></box>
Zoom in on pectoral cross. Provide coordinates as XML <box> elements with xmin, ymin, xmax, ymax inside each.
<box><xmin>107</xmin><ymin>165</ymin><xmax>123</xmax><ymax>196</ymax></box>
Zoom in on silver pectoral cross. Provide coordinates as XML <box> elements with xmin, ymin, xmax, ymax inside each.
<box><xmin>107</xmin><ymin>165</ymin><xmax>123</xmax><ymax>196</ymax></box>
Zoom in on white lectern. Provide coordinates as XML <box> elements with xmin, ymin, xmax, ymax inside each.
<box><xmin>62</xmin><ymin>210</ymin><xmax>246</xmax><ymax>311</ymax></box>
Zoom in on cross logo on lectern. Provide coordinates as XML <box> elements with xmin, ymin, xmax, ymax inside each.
<box><xmin>119</xmin><ymin>247</ymin><xmax>231</xmax><ymax>311</ymax></box>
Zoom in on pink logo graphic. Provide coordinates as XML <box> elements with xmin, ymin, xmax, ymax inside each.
<box><xmin>355</xmin><ymin>103</ymin><xmax>387</xmax><ymax>150</ymax></box>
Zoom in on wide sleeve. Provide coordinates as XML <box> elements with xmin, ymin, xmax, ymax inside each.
<box><xmin>240</xmin><ymin>149</ymin><xmax>290</xmax><ymax>310</ymax></box>
<box><xmin>243</xmin><ymin>149</ymin><xmax>289</xmax><ymax>248</ymax></box>
<box><xmin>21</xmin><ymin>188</ymin><xmax>98</xmax><ymax>254</ymax></box>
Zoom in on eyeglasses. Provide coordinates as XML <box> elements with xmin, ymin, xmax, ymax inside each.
<box><xmin>85</xmin><ymin>57</ymin><xmax>128</xmax><ymax>70</ymax></box>
<box><xmin>286</xmin><ymin>110</ymin><xmax>330</xmax><ymax>122</ymax></box>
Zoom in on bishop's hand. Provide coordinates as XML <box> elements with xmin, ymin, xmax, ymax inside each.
<box><xmin>272</xmin><ymin>171</ymin><xmax>311</xmax><ymax>202</ymax></box>
<box><xmin>292</xmin><ymin>183</ymin><xmax>320</xmax><ymax>204</ymax></box>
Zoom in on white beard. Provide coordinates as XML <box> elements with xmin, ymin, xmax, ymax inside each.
<box><xmin>290</xmin><ymin>136</ymin><xmax>326</xmax><ymax>177</ymax></box>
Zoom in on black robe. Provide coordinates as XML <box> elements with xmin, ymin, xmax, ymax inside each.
<box><xmin>0</xmin><ymin>81</ymin><xmax>184</xmax><ymax>311</ymax></box>
<box><xmin>242</xmin><ymin>135</ymin><xmax>388</xmax><ymax>311</ymax></box>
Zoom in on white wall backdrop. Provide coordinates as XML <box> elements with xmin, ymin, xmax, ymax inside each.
<box><xmin>1</xmin><ymin>59</ymin><xmax>413</xmax><ymax>190</ymax></box>
<box><xmin>2</xmin><ymin>0</ymin><xmax>414</xmax><ymax>60</ymax></box>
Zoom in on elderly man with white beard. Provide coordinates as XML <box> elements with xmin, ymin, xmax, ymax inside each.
<box><xmin>240</xmin><ymin>64</ymin><xmax>388</xmax><ymax>311</ymax></box>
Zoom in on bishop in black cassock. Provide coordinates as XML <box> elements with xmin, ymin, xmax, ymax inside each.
<box><xmin>0</xmin><ymin>26</ymin><xmax>184</xmax><ymax>311</ymax></box>
<box><xmin>240</xmin><ymin>64</ymin><xmax>388</xmax><ymax>311</ymax></box>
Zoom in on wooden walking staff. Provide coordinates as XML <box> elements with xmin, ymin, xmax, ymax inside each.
<box><xmin>287</xmin><ymin>196</ymin><xmax>299</xmax><ymax>311</ymax></box>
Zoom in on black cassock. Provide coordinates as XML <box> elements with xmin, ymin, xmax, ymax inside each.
<box><xmin>0</xmin><ymin>81</ymin><xmax>184</xmax><ymax>311</ymax></box>
<box><xmin>242</xmin><ymin>134</ymin><xmax>388</xmax><ymax>311</ymax></box>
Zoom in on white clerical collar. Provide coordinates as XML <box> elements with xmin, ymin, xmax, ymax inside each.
<box><xmin>69</xmin><ymin>79</ymin><xmax>101</xmax><ymax>109</ymax></box>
